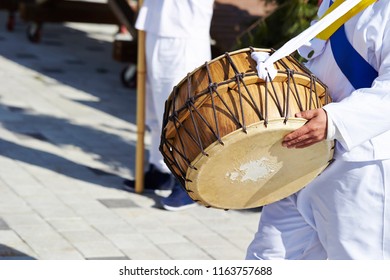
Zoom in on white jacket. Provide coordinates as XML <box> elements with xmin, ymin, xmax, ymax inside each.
<box><xmin>135</xmin><ymin>0</ymin><xmax>214</xmax><ymax>39</ymax></box>
<box><xmin>305</xmin><ymin>0</ymin><xmax>390</xmax><ymax>161</ymax></box>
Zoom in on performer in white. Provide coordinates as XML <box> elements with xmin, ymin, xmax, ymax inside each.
<box><xmin>125</xmin><ymin>0</ymin><xmax>214</xmax><ymax>210</ymax></box>
<box><xmin>246</xmin><ymin>0</ymin><xmax>390</xmax><ymax>259</ymax></box>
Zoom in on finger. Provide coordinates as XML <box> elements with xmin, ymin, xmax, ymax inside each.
<box><xmin>284</xmin><ymin>131</ymin><xmax>326</xmax><ymax>148</ymax></box>
<box><xmin>293</xmin><ymin>139</ymin><xmax>318</xmax><ymax>149</ymax></box>
<box><xmin>282</xmin><ymin>133</ymin><xmax>312</xmax><ymax>147</ymax></box>
<box><xmin>283</xmin><ymin>136</ymin><xmax>316</xmax><ymax>149</ymax></box>
<box><xmin>283</xmin><ymin>125</ymin><xmax>310</xmax><ymax>142</ymax></box>
<box><xmin>296</xmin><ymin>109</ymin><xmax>316</xmax><ymax>120</ymax></box>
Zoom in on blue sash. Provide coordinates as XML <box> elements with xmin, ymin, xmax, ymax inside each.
<box><xmin>329</xmin><ymin>4</ymin><xmax>378</xmax><ymax>89</ymax></box>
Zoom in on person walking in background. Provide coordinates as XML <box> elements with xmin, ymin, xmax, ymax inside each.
<box><xmin>124</xmin><ymin>0</ymin><xmax>215</xmax><ymax>211</ymax></box>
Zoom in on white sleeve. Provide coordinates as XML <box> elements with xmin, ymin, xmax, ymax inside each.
<box><xmin>324</xmin><ymin>108</ymin><xmax>347</xmax><ymax>148</ymax></box>
<box><xmin>320</xmin><ymin>5</ymin><xmax>390</xmax><ymax>152</ymax></box>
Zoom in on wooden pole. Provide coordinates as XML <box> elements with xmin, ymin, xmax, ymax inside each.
<box><xmin>135</xmin><ymin>0</ymin><xmax>145</xmax><ymax>193</ymax></box>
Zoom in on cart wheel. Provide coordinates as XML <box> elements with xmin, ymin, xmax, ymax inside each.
<box><xmin>6</xmin><ymin>13</ymin><xmax>15</xmax><ymax>31</ymax></box>
<box><xmin>27</xmin><ymin>23</ymin><xmax>42</xmax><ymax>43</ymax></box>
<box><xmin>121</xmin><ymin>64</ymin><xmax>137</xmax><ymax>89</ymax></box>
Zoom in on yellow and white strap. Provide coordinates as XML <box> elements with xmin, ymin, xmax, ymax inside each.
<box><xmin>253</xmin><ymin>0</ymin><xmax>375</xmax><ymax>81</ymax></box>
<box><xmin>316</xmin><ymin>0</ymin><xmax>377</xmax><ymax>40</ymax></box>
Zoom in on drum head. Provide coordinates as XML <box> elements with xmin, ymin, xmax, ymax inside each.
<box><xmin>185</xmin><ymin>118</ymin><xmax>334</xmax><ymax>209</ymax></box>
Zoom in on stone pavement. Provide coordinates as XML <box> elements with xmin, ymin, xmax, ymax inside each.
<box><xmin>0</xmin><ymin>11</ymin><xmax>261</xmax><ymax>260</ymax></box>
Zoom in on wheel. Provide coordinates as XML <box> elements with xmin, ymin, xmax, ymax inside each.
<box><xmin>121</xmin><ymin>64</ymin><xmax>137</xmax><ymax>89</ymax></box>
<box><xmin>27</xmin><ymin>23</ymin><xmax>42</xmax><ymax>43</ymax></box>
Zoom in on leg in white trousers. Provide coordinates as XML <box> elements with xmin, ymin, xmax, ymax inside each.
<box><xmin>246</xmin><ymin>158</ymin><xmax>390</xmax><ymax>259</ymax></box>
<box><xmin>145</xmin><ymin>34</ymin><xmax>211</xmax><ymax>173</ymax></box>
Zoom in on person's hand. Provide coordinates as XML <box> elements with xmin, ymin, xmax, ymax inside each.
<box><xmin>282</xmin><ymin>109</ymin><xmax>328</xmax><ymax>149</ymax></box>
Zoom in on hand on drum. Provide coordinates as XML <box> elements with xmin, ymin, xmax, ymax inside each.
<box><xmin>282</xmin><ymin>109</ymin><xmax>328</xmax><ymax>149</ymax></box>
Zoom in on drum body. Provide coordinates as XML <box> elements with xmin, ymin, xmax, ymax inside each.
<box><xmin>160</xmin><ymin>48</ymin><xmax>333</xmax><ymax>209</ymax></box>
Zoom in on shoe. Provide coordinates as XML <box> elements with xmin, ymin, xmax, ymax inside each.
<box><xmin>161</xmin><ymin>181</ymin><xmax>197</xmax><ymax>211</ymax></box>
<box><xmin>123</xmin><ymin>165</ymin><xmax>174</xmax><ymax>193</ymax></box>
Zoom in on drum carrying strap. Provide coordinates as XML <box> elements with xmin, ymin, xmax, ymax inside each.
<box><xmin>254</xmin><ymin>0</ymin><xmax>377</xmax><ymax>83</ymax></box>
<box><xmin>322</xmin><ymin>0</ymin><xmax>378</xmax><ymax>89</ymax></box>
<box><xmin>330</xmin><ymin>24</ymin><xmax>378</xmax><ymax>89</ymax></box>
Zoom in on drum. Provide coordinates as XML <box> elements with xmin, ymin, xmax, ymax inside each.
<box><xmin>160</xmin><ymin>47</ymin><xmax>334</xmax><ymax>210</ymax></box>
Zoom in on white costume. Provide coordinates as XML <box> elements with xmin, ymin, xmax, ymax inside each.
<box><xmin>246</xmin><ymin>0</ymin><xmax>390</xmax><ymax>259</ymax></box>
<box><xmin>135</xmin><ymin>0</ymin><xmax>214</xmax><ymax>173</ymax></box>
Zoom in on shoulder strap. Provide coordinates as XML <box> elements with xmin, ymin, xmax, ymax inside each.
<box><xmin>330</xmin><ymin>24</ymin><xmax>378</xmax><ymax>89</ymax></box>
<box><xmin>327</xmin><ymin>0</ymin><xmax>378</xmax><ymax>89</ymax></box>
<box><xmin>255</xmin><ymin>0</ymin><xmax>376</xmax><ymax>82</ymax></box>
<box><xmin>317</xmin><ymin>0</ymin><xmax>376</xmax><ymax>40</ymax></box>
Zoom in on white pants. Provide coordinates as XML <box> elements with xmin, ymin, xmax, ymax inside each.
<box><xmin>145</xmin><ymin>33</ymin><xmax>211</xmax><ymax>172</ymax></box>
<box><xmin>246</xmin><ymin>158</ymin><xmax>390</xmax><ymax>259</ymax></box>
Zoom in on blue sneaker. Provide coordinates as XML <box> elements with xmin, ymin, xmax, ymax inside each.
<box><xmin>161</xmin><ymin>181</ymin><xmax>197</xmax><ymax>211</ymax></box>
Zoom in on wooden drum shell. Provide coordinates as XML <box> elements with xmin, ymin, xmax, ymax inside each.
<box><xmin>160</xmin><ymin>48</ymin><xmax>333</xmax><ymax>209</ymax></box>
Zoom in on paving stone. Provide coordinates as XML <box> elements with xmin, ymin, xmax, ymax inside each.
<box><xmin>0</xmin><ymin>218</ymin><xmax>10</xmax><ymax>230</ymax></box>
<box><xmin>51</xmin><ymin>229</ymin><xmax>121</xmax><ymax>259</ymax></box>
<box><xmin>158</xmin><ymin>242</ymin><xmax>213</xmax><ymax>260</ymax></box>
<box><xmin>0</xmin><ymin>11</ymin><xmax>260</xmax><ymax>260</ymax></box>
<box><xmin>98</xmin><ymin>198</ymin><xmax>139</xmax><ymax>209</ymax></box>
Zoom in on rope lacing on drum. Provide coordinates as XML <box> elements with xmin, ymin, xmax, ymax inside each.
<box><xmin>160</xmin><ymin>88</ymin><xmax>191</xmax><ymax>178</ymax></box>
<box><xmin>235</xmin><ymin>68</ymin><xmax>265</xmax><ymax>123</ymax></box>
<box><xmin>204</xmin><ymin>61</ymin><xmax>243</xmax><ymax>139</ymax></box>
<box><xmin>173</xmin><ymin>71</ymin><xmax>224</xmax><ymax>160</ymax></box>
<box><xmin>205</xmin><ymin>62</ymin><xmax>224</xmax><ymax>145</ymax></box>
<box><xmin>232</xmin><ymin>69</ymin><xmax>268</xmax><ymax>128</ymax></box>
<box><xmin>208</xmin><ymin>82</ymin><xmax>242</xmax><ymax>127</ymax></box>
<box><xmin>183</xmin><ymin>69</ymin><xmax>226</xmax><ymax>156</ymax></box>
<box><xmin>170</xmin><ymin>86</ymin><xmax>194</xmax><ymax>163</ymax></box>
<box><xmin>164</xmin><ymin>85</ymin><xmax>202</xmax><ymax>173</ymax></box>
<box><xmin>266</xmin><ymin>72</ymin><xmax>284</xmax><ymax>121</ymax></box>
<box><xmin>264</xmin><ymin>79</ymin><xmax>269</xmax><ymax>126</ymax></box>
<box><xmin>284</xmin><ymin>69</ymin><xmax>293</xmax><ymax>124</ymax></box>
<box><xmin>276</xmin><ymin>58</ymin><xmax>294</xmax><ymax>121</ymax></box>
<box><xmin>187</xmin><ymin>103</ymin><xmax>222</xmax><ymax>150</ymax></box>
<box><xmin>186</xmin><ymin>100</ymin><xmax>209</xmax><ymax>156</ymax></box>
<box><xmin>161</xmin><ymin>145</ymin><xmax>187</xmax><ymax>182</ymax></box>
<box><xmin>169</xmin><ymin>116</ymin><xmax>197</xmax><ymax>167</ymax></box>
<box><xmin>225</xmin><ymin>53</ymin><xmax>247</xmax><ymax>133</ymax></box>
<box><xmin>187</xmin><ymin>74</ymin><xmax>213</xmax><ymax>153</ymax></box>
<box><xmin>264</xmin><ymin>68</ymin><xmax>286</xmax><ymax>126</ymax></box>
<box><xmin>261</xmin><ymin>58</ymin><xmax>288</xmax><ymax>126</ymax></box>
<box><xmin>311</xmin><ymin>74</ymin><xmax>321</xmax><ymax>110</ymax></box>
<box><xmin>290</xmin><ymin>72</ymin><xmax>304</xmax><ymax>113</ymax></box>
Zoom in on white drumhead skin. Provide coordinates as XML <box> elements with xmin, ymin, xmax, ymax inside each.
<box><xmin>186</xmin><ymin>118</ymin><xmax>334</xmax><ymax>209</ymax></box>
